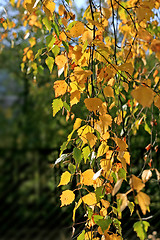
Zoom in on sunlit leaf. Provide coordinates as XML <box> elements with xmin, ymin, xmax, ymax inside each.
<box><xmin>130</xmin><ymin>175</ymin><xmax>145</xmax><ymax>192</ymax></box>
<box><xmin>53</xmin><ymin>80</ymin><xmax>68</xmax><ymax>98</ymax></box>
<box><xmin>137</xmin><ymin>191</ymin><xmax>150</xmax><ymax>215</ymax></box>
<box><xmin>55</xmin><ymin>55</ymin><xmax>68</xmax><ymax>70</ymax></box>
<box><xmin>60</xmin><ymin>190</ymin><xmax>75</xmax><ymax>207</ymax></box>
<box><xmin>52</xmin><ymin>98</ymin><xmax>63</xmax><ymax>116</ymax></box>
<box><xmin>133</xmin><ymin>221</ymin><xmax>150</xmax><ymax>240</ymax></box>
<box><xmin>81</xmin><ymin>169</ymin><xmax>94</xmax><ymax>186</ymax></box>
<box><xmin>45</xmin><ymin>56</ymin><xmax>54</xmax><ymax>73</ymax></box>
<box><xmin>82</xmin><ymin>192</ymin><xmax>97</xmax><ymax>206</ymax></box>
<box><xmin>131</xmin><ymin>86</ymin><xmax>155</xmax><ymax>108</ymax></box>
<box><xmin>58</xmin><ymin>171</ymin><xmax>71</xmax><ymax>187</ymax></box>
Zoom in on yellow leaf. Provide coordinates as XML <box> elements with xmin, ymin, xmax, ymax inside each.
<box><xmin>70</xmin><ymin>90</ymin><xmax>81</xmax><ymax>106</ymax></box>
<box><xmin>113</xmin><ymin>137</ymin><xmax>127</xmax><ymax>151</ymax></box>
<box><xmin>118</xmin><ymin>62</ymin><xmax>134</xmax><ymax>76</ymax></box>
<box><xmin>43</xmin><ymin>0</ymin><xmax>55</xmax><ymax>19</ymax></box>
<box><xmin>138</xmin><ymin>28</ymin><xmax>152</xmax><ymax>42</ymax></box>
<box><xmin>70</xmin><ymin>21</ymin><xmax>85</xmax><ymax>38</ymax></box>
<box><xmin>103</xmin><ymin>86</ymin><xmax>114</xmax><ymax>97</ymax></box>
<box><xmin>85</xmin><ymin>132</ymin><xmax>97</xmax><ymax>148</ymax></box>
<box><xmin>82</xmin><ymin>192</ymin><xmax>97</xmax><ymax>205</ymax></box>
<box><xmin>55</xmin><ymin>55</ymin><xmax>68</xmax><ymax>70</ymax></box>
<box><xmin>100</xmin><ymin>156</ymin><xmax>112</xmax><ymax>172</ymax></box>
<box><xmin>137</xmin><ymin>191</ymin><xmax>150</xmax><ymax>215</ymax></box>
<box><xmin>24</xmin><ymin>0</ymin><xmax>36</xmax><ymax>13</ymax></box>
<box><xmin>141</xmin><ymin>170</ymin><xmax>152</xmax><ymax>183</ymax></box>
<box><xmin>60</xmin><ymin>190</ymin><xmax>75</xmax><ymax>207</ymax></box>
<box><xmin>77</xmin><ymin>125</ymin><xmax>94</xmax><ymax>144</ymax></box>
<box><xmin>130</xmin><ymin>175</ymin><xmax>145</xmax><ymax>192</ymax></box>
<box><xmin>81</xmin><ymin>169</ymin><xmax>95</xmax><ymax>186</ymax></box>
<box><xmin>84</xmin><ymin>98</ymin><xmax>103</xmax><ymax>114</ymax></box>
<box><xmin>123</xmin><ymin>151</ymin><xmax>130</xmax><ymax>165</ymax></box>
<box><xmin>73</xmin><ymin>118</ymin><xmax>82</xmax><ymax>131</ymax></box>
<box><xmin>81</xmin><ymin>30</ymin><xmax>93</xmax><ymax>44</ymax></box>
<box><xmin>97</xmin><ymin>142</ymin><xmax>109</xmax><ymax>158</ymax></box>
<box><xmin>58</xmin><ymin>171</ymin><xmax>71</xmax><ymax>187</ymax></box>
<box><xmin>53</xmin><ymin>80</ymin><xmax>68</xmax><ymax>98</ymax></box>
<box><xmin>131</xmin><ymin>86</ymin><xmax>155</xmax><ymax>108</ymax></box>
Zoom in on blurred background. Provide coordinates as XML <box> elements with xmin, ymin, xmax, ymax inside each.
<box><xmin>0</xmin><ymin>1</ymin><xmax>160</xmax><ymax>240</ymax></box>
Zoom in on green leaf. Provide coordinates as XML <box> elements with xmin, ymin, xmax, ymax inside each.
<box><xmin>37</xmin><ymin>65</ymin><xmax>44</xmax><ymax>75</ymax></box>
<box><xmin>94</xmin><ymin>215</ymin><xmax>112</xmax><ymax>232</ymax></box>
<box><xmin>35</xmin><ymin>48</ymin><xmax>43</xmax><ymax>59</ymax></box>
<box><xmin>42</xmin><ymin>16</ymin><xmax>52</xmax><ymax>32</ymax></box>
<box><xmin>111</xmin><ymin>172</ymin><xmax>117</xmax><ymax>183</ymax></box>
<box><xmin>118</xmin><ymin>168</ymin><xmax>126</xmax><ymax>180</ymax></box>
<box><xmin>66</xmin><ymin>21</ymin><xmax>76</xmax><ymax>31</ymax></box>
<box><xmin>53</xmin><ymin>22</ymin><xmax>60</xmax><ymax>37</ymax></box>
<box><xmin>64</xmin><ymin>0</ymin><xmax>69</xmax><ymax>3</ymax></box>
<box><xmin>73</xmin><ymin>148</ymin><xmax>82</xmax><ymax>165</ymax></box>
<box><xmin>86</xmin><ymin>206</ymin><xmax>93</xmax><ymax>220</ymax></box>
<box><xmin>52</xmin><ymin>98</ymin><xmax>63</xmax><ymax>117</ymax></box>
<box><xmin>82</xmin><ymin>146</ymin><xmax>90</xmax><ymax>163</ymax></box>
<box><xmin>62</xmin><ymin>41</ymin><xmax>69</xmax><ymax>53</ymax></box>
<box><xmin>68</xmin><ymin>163</ymin><xmax>76</xmax><ymax>174</ymax></box>
<box><xmin>60</xmin><ymin>141</ymin><xmax>68</xmax><ymax>155</ymax></box>
<box><xmin>95</xmin><ymin>186</ymin><xmax>105</xmax><ymax>202</ymax></box>
<box><xmin>93</xmin><ymin>215</ymin><xmax>103</xmax><ymax>224</ymax></box>
<box><xmin>133</xmin><ymin>221</ymin><xmax>150</xmax><ymax>240</ymax></box>
<box><xmin>113</xmin><ymin>218</ymin><xmax>122</xmax><ymax>235</ymax></box>
<box><xmin>45</xmin><ymin>56</ymin><xmax>54</xmax><ymax>73</ymax></box>
<box><xmin>63</xmin><ymin>102</ymin><xmax>70</xmax><ymax>111</ymax></box>
<box><xmin>52</xmin><ymin>45</ymin><xmax>60</xmax><ymax>57</ymax></box>
<box><xmin>128</xmin><ymin>201</ymin><xmax>134</xmax><ymax>216</ymax></box>
<box><xmin>46</xmin><ymin>35</ymin><xmax>55</xmax><ymax>49</ymax></box>
<box><xmin>48</xmin><ymin>36</ymin><xmax>56</xmax><ymax>49</ymax></box>
<box><xmin>144</xmin><ymin>123</ymin><xmax>151</xmax><ymax>134</ymax></box>
<box><xmin>77</xmin><ymin>230</ymin><xmax>85</xmax><ymax>240</ymax></box>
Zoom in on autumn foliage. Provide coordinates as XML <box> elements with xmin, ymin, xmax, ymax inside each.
<box><xmin>1</xmin><ymin>0</ymin><xmax>160</xmax><ymax>239</ymax></box>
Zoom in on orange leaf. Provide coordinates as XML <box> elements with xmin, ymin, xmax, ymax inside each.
<box><xmin>84</xmin><ymin>98</ymin><xmax>103</xmax><ymax>114</ymax></box>
<box><xmin>70</xmin><ymin>21</ymin><xmax>85</xmax><ymax>38</ymax></box>
<box><xmin>131</xmin><ymin>86</ymin><xmax>155</xmax><ymax>108</ymax></box>
<box><xmin>70</xmin><ymin>90</ymin><xmax>81</xmax><ymax>106</ymax></box>
<box><xmin>151</xmin><ymin>39</ymin><xmax>160</xmax><ymax>52</ymax></box>
<box><xmin>103</xmin><ymin>86</ymin><xmax>114</xmax><ymax>97</ymax></box>
<box><xmin>53</xmin><ymin>80</ymin><xmax>68</xmax><ymax>98</ymax></box>
<box><xmin>55</xmin><ymin>55</ymin><xmax>68</xmax><ymax>70</ymax></box>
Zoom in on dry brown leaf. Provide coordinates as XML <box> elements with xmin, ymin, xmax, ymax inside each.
<box><xmin>137</xmin><ymin>191</ymin><xmax>150</xmax><ymax>215</ymax></box>
<box><xmin>141</xmin><ymin>170</ymin><xmax>152</xmax><ymax>183</ymax></box>
<box><xmin>130</xmin><ymin>175</ymin><xmax>145</xmax><ymax>192</ymax></box>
